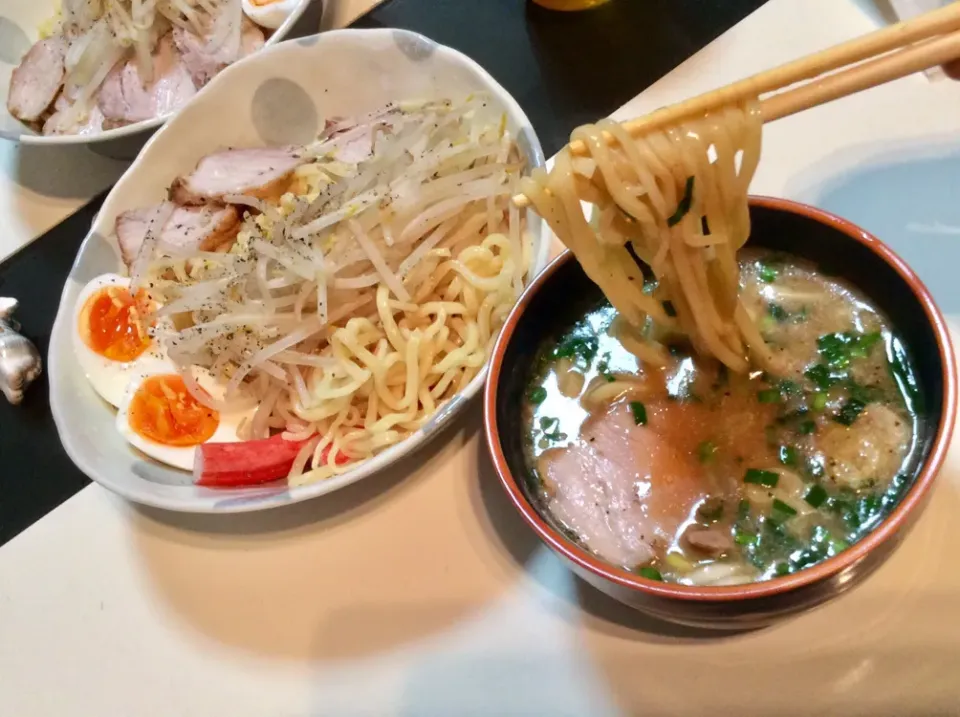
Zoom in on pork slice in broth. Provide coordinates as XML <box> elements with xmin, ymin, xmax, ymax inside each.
<box><xmin>537</xmin><ymin>400</ymin><xmax>706</xmax><ymax>569</ymax></box>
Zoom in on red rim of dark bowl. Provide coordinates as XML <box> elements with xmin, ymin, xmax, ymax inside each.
<box><xmin>484</xmin><ymin>195</ymin><xmax>957</xmax><ymax>602</ymax></box>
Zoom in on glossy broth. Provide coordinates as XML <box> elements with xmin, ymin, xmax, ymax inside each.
<box><xmin>522</xmin><ymin>251</ymin><xmax>921</xmax><ymax>586</ymax></box>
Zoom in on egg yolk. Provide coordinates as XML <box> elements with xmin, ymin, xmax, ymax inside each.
<box><xmin>80</xmin><ymin>286</ymin><xmax>153</xmax><ymax>362</ymax></box>
<box><xmin>128</xmin><ymin>375</ymin><xmax>220</xmax><ymax>446</ymax></box>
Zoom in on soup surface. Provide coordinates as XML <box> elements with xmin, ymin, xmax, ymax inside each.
<box><xmin>522</xmin><ymin>251</ymin><xmax>922</xmax><ymax>586</ymax></box>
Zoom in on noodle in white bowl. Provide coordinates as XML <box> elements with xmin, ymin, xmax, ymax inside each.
<box><xmin>92</xmin><ymin>95</ymin><xmax>537</xmax><ymax>486</ymax></box>
<box><xmin>47</xmin><ymin>28</ymin><xmax>546</xmax><ymax>512</ymax></box>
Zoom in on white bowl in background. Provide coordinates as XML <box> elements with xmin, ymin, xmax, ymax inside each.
<box><xmin>0</xmin><ymin>0</ymin><xmax>319</xmax><ymax>158</ymax></box>
<box><xmin>48</xmin><ymin>28</ymin><xmax>547</xmax><ymax>513</ymax></box>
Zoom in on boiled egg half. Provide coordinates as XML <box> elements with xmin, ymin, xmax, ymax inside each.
<box><xmin>72</xmin><ymin>273</ymin><xmax>169</xmax><ymax>407</ymax></box>
<box><xmin>116</xmin><ymin>362</ymin><xmax>254</xmax><ymax>471</ymax></box>
<box><xmin>241</xmin><ymin>0</ymin><xmax>300</xmax><ymax>30</ymax></box>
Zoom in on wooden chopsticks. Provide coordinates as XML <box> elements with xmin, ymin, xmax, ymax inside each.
<box><xmin>762</xmin><ymin>19</ymin><xmax>960</xmax><ymax>123</ymax></box>
<box><xmin>513</xmin><ymin>2</ymin><xmax>960</xmax><ymax>207</ymax></box>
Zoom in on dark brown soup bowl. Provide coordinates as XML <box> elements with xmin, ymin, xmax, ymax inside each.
<box><xmin>484</xmin><ymin>196</ymin><xmax>957</xmax><ymax>630</ymax></box>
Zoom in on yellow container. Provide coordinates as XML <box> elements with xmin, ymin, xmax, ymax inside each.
<box><xmin>531</xmin><ymin>0</ymin><xmax>611</xmax><ymax>10</ymax></box>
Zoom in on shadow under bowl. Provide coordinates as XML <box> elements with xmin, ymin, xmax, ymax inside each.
<box><xmin>484</xmin><ymin>196</ymin><xmax>957</xmax><ymax>630</ymax></box>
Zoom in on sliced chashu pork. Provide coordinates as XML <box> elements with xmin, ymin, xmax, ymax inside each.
<box><xmin>537</xmin><ymin>400</ymin><xmax>707</xmax><ymax>569</ymax></box>
<box><xmin>316</xmin><ymin>106</ymin><xmax>409</xmax><ymax>164</ymax></box>
<box><xmin>115</xmin><ymin>204</ymin><xmax>240</xmax><ymax>268</ymax></box>
<box><xmin>315</xmin><ymin>119</ymin><xmax>377</xmax><ymax>164</ymax></box>
<box><xmin>173</xmin><ymin>16</ymin><xmax>265</xmax><ymax>89</ymax></box>
<box><xmin>98</xmin><ymin>34</ymin><xmax>197</xmax><ymax>128</ymax></box>
<box><xmin>7</xmin><ymin>37</ymin><xmax>67</xmax><ymax>122</ymax></box>
<box><xmin>43</xmin><ymin>93</ymin><xmax>105</xmax><ymax>136</ymax></box>
<box><xmin>169</xmin><ymin>146</ymin><xmax>306</xmax><ymax>205</ymax></box>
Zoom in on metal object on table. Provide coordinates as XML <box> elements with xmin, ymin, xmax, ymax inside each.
<box><xmin>531</xmin><ymin>0</ymin><xmax>611</xmax><ymax>10</ymax></box>
<box><xmin>0</xmin><ymin>298</ymin><xmax>42</xmax><ymax>405</ymax></box>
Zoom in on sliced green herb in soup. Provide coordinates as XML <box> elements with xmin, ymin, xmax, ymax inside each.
<box><xmin>522</xmin><ymin>251</ymin><xmax>920</xmax><ymax>586</ymax></box>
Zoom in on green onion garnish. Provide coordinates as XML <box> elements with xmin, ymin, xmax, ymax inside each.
<box><xmin>772</xmin><ymin>498</ymin><xmax>798</xmax><ymax>517</ymax></box>
<box><xmin>737</xmin><ymin>499</ymin><xmax>751</xmax><ymax>520</ymax></box>
<box><xmin>758</xmin><ymin>264</ymin><xmax>778</xmax><ymax>283</ymax></box>
<box><xmin>775</xmin><ymin>562</ymin><xmax>791</xmax><ymax>576</ymax></box>
<box><xmin>811</xmin><ymin>392</ymin><xmax>828</xmax><ymax>411</ymax></box>
<box><xmin>778</xmin><ymin>445</ymin><xmax>798</xmax><ymax>466</ymax></box>
<box><xmin>817</xmin><ymin>333</ymin><xmax>852</xmax><ymax>368</ymax></box>
<box><xmin>667</xmin><ymin>176</ymin><xmax>694</xmax><ymax>227</ymax></box>
<box><xmin>767</xmin><ymin>303</ymin><xmax>790</xmax><ymax>322</ymax></box>
<box><xmin>539</xmin><ymin>416</ymin><xmax>559</xmax><ymax>432</ymax></box>
<box><xmin>804</xmin><ymin>484</ymin><xmax>828</xmax><ymax>508</ymax></box>
<box><xmin>798</xmin><ymin>419</ymin><xmax>817</xmax><ymax>435</ymax></box>
<box><xmin>828</xmin><ymin>538</ymin><xmax>849</xmax><ymax>555</ymax></box>
<box><xmin>697</xmin><ymin>440</ymin><xmax>717</xmax><ymax>463</ymax></box>
<box><xmin>527</xmin><ymin>386</ymin><xmax>547</xmax><ymax>404</ymax></box>
<box><xmin>629</xmin><ymin>401</ymin><xmax>647</xmax><ymax>426</ymax></box>
<box><xmin>596</xmin><ymin>352</ymin><xmax>616</xmax><ymax>383</ymax></box>
<box><xmin>805</xmin><ymin>364</ymin><xmax>833</xmax><ymax>390</ymax></box>
<box><xmin>817</xmin><ymin>331</ymin><xmax>883</xmax><ymax>369</ymax></box>
<box><xmin>638</xmin><ymin>566</ymin><xmax>663</xmax><ymax>581</ymax></box>
<box><xmin>848</xmin><ymin>331</ymin><xmax>882</xmax><ymax>359</ymax></box>
<box><xmin>757</xmin><ymin>388</ymin><xmax>781</xmax><ymax>404</ymax></box>
<box><xmin>834</xmin><ymin>398</ymin><xmax>867</xmax><ymax>426</ymax></box>
<box><xmin>734</xmin><ymin>530</ymin><xmax>759</xmax><ymax>546</ymax></box>
<box><xmin>744</xmin><ymin>468</ymin><xmax>779</xmax><ymax>487</ymax></box>
<box><xmin>554</xmin><ymin>334</ymin><xmax>600</xmax><ymax>364</ymax></box>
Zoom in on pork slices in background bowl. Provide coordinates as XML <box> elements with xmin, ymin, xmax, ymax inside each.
<box><xmin>48</xmin><ymin>28</ymin><xmax>546</xmax><ymax>513</ymax></box>
<box><xmin>0</xmin><ymin>0</ymin><xmax>319</xmax><ymax>158</ymax></box>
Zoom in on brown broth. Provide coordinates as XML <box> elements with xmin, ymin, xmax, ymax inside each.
<box><xmin>523</xmin><ymin>251</ymin><xmax>920</xmax><ymax>586</ymax></box>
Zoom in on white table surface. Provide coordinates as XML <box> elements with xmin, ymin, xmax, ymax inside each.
<box><xmin>5</xmin><ymin>1</ymin><xmax>960</xmax><ymax>715</ymax></box>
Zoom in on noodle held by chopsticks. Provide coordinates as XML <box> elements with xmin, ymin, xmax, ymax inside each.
<box><xmin>520</xmin><ymin>99</ymin><xmax>775</xmax><ymax>373</ymax></box>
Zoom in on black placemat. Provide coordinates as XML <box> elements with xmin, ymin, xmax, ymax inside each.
<box><xmin>354</xmin><ymin>0</ymin><xmax>766</xmax><ymax>157</ymax></box>
<box><xmin>0</xmin><ymin>195</ymin><xmax>105</xmax><ymax>541</ymax></box>
<box><xmin>0</xmin><ymin>0</ymin><xmax>767</xmax><ymax>546</ymax></box>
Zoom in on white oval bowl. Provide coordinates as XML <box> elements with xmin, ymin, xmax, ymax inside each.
<box><xmin>0</xmin><ymin>0</ymin><xmax>316</xmax><ymax>150</ymax></box>
<box><xmin>48</xmin><ymin>28</ymin><xmax>547</xmax><ymax>513</ymax></box>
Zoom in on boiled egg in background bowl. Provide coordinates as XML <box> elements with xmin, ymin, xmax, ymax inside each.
<box><xmin>72</xmin><ymin>273</ymin><xmax>256</xmax><ymax>472</ymax></box>
<box><xmin>115</xmin><ymin>362</ymin><xmax>255</xmax><ymax>471</ymax></box>
<box><xmin>72</xmin><ymin>273</ymin><xmax>171</xmax><ymax>407</ymax></box>
<box><xmin>242</xmin><ymin>0</ymin><xmax>302</xmax><ymax>30</ymax></box>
